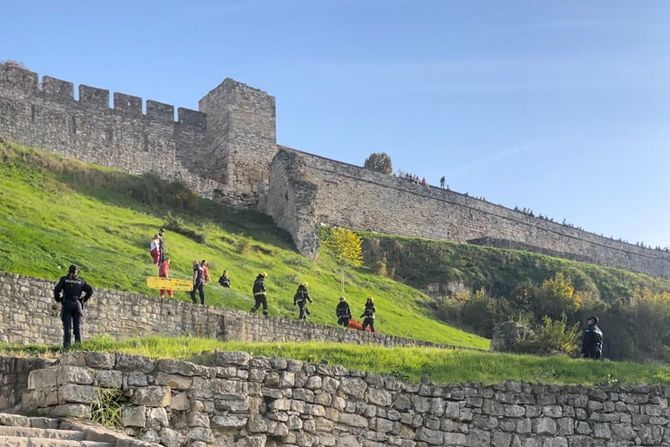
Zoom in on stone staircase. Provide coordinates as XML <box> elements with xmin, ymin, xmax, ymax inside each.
<box><xmin>0</xmin><ymin>413</ymin><xmax>159</xmax><ymax>447</ymax></box>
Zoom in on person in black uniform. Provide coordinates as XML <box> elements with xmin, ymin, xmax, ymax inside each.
<box><xmin>251</xmin><ymin>272</ymin><xmax>268</xmax><ymax>316</ymax></box>
<box><xmin>360</xmin><ymin>297</ymin><xmax>376</xmax><ymax>333</ymax></box>
<box><xmin>336</xmin><ymin>297</ymin><xmax>352</xmax><ymax>327</ymax></box>
<box><xmin>293</xmin><ymin>282</ymin><xmax>312</xmax><ymax>320</ymax></box>
<box><xmin>581</xmin><ymin>315</ymin><xmax>603</xmax><ymax>360</ymax></box>
<box><xmin>53</xmin><ymin>264</ymin><xmax>93</xmax><ymax>348</ymax></box>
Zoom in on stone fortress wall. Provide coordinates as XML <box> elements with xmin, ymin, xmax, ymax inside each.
<box><xmin>19</xmin><ymin>350</ymin><xmax>670</xmax><ymax>447</ymax></box>
<box><xmin>1</xmin><ymin>63</ymin><xmax>669</xmax><ymax>277</ymax></box>
<box><xmin>0</xmin><ymin>272</ymin><xmax>456</xmax><ymax>350</ymax></box>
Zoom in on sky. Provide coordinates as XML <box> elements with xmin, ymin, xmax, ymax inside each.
<box><xmin>2</xmin><ymin>1</ymin><xmax>669</xmax><ymax>247</ymax></box>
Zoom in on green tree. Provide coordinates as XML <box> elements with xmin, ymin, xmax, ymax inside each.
<box><xmin>363</xmin><ymin>152</ymin><xmax>393</xmax><ymax>175</ymax></box>
<box><xmin>325</xmin><ymin>227</ymin><xmax>363</xmax><ymax>294</ymax></box>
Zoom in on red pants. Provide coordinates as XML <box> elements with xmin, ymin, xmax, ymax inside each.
<box><xmin>151</xmin><ymin>249</ymin><xmax>160</xmax><ymax>265</ymax></box>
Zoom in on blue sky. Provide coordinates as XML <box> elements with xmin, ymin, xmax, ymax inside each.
<box><xmin>2</xmin><ymin>1</ymin><xmax>669</xmax><ymax>247</ymax></box>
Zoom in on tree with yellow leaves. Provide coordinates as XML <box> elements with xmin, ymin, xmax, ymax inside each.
<box><xmin>324</xmin><ymin>227</ymin><xmax>363</xmax><ymax>294</ymax></box>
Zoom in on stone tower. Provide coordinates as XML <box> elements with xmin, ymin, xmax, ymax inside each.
<box><xmin>199</xmin><ymin>78</ymin><xmax>277</xmax><ymax>206</ymax></box>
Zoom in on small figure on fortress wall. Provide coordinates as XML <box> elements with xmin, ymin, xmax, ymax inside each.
<box><xmin>218</xmin><ymin>270</ymin><xmax>231</xmax><ymax>288</ymax></box>
<box><xmin>336</xmin><ymin>296</ymin><xmax>352</xmax><ymax>326</ymax></box>
<box><xmin>159</xmin><ymin>258</ymin><xmax>173</xmax><ymax>299</ymax></box>
<box><xmin>149</xmin><ymin>234</ymin><xmax>160</xmax><ymax>265</ymax></box>
<box><xmin>360</xmin><ymin>297</ymin><xmax>376</xmax><ymax>333</ymax></box>
<box><xmin>200</xmin><ymin>260</ymin><xmax>210</xmax><ymax>283</ymax></box>
<box><xmin>581</xmin><ymin>316</ymin><xmax>603</xmax><ymax>360</ymax></box>
<box><xmin>294</xmin><ymin>282</ymin><xmax>312</xmax><ymax>320</ymax></box>
<box><xmin>251</xmin><ymin>272</ymin><xmax>269</xmax><ymax>317</ymax></box>
<box><xmin>190</xmin><ymin>260</ymin><xmax>206</xmax><ymax>305</ymax></box>
<box><xmin>53</xmin><ymin>264</ymin><xmax>94</xmax><ymax>348</ymax></box>
<box><xmin>440</xmin><ymin>176</ymin><xmax>446</xmax><ymax>189</ymax></box>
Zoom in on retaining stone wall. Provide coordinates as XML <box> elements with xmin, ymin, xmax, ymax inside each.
<box><xmin>0</xmin><ymin>357</ymin><xmax>56</xmax><ymax>410</ymax></box>
<box><xmin>23</xmin><ymin>351</ymin><xmax>670</xmax><ymax>447</ymax></box>
<box><xmin>0</xmin><ymin>272</ymin><xmax>446</xmax><ymax>349</ymax></box>
<box><xmin>267</xmin><ymin>148</ymin><xmax>670</xmax><ymax>277</ymax></box>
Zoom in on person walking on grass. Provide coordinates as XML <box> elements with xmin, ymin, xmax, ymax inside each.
<box><xmin>150</xmin><ymin>234</ymin><xmax>160</xmax><ymax>265</ymax></box>
<box><xmin>158</xmin><ymin>228</ymin><xmax>166</xmax><ymax>263</ymax></box>
<box><xmin>294</xmin><ymin>282</ymin><xmax>312</xmax><ymax>321</ymax></box>
<box><xmin>158</xmin><ymin>257</ymin><xmax>173</xmax><ymax>299</ymax></box>
<box><xmin>200</xmin><ymin>259</ymin><xmax>210</xmax><ymax>283</ymax></box>
<box><xmin>336</xmin><ymin>296</ymin><xmax>352</xmax><ymax>327</ymax></box>
<box><xmin>581</xmin><ymin>315</ymin><xmax>603</xmax><ymax>360</ymax></box>
<box><xmin>360</xmin><ymin>297</ymin><xmax>376</xmax><ymax>333</ymax></box>
<box><xmin>250</xmin><ymin>272</ymin><xmax>268</xmax><ymax>317</ymax></box>
<box><xmin>53</xmin><ymin>264</ymin><xmax>93</xmax><ymax>349</ymax></box>
<box><xmin>190</xmin><ymin>259</ymin><xmax>205</xmax><ymax>305</ymax></box>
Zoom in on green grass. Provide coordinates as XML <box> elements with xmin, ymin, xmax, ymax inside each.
<box><xmin>0</xmin><ymin>141</ymin><xmax>487</xmax><ymax>349</ymax></box>
<box><xmin>361</xmin><ymin>232</ymin><xmax>670</xmax><ymax>303</ymax></box>
<box><xmin>3</xmin><ymin>335</ymin><xmax>669</xmax><ymax>385</ymax></box>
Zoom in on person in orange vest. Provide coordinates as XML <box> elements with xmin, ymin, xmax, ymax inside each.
<box><xmin>200</xmin><ymin>260</ymin><xmax>210</xmax><ymax>283</ymax></box>
<box><xmin>159</xmin><ymin>258</ymin><xmax>173</xmax><ymax>299</ymax></box>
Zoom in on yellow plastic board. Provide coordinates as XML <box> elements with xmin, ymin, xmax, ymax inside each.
<box><xmin>146</xmin><ymin>277</ymin><xmax>193</xmax><ymax>291</ymax></box>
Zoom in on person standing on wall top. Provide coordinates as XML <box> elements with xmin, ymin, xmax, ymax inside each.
<box><xmin>581</xmin><ymin>315</ymin><xmax>603</xmax><ymax>360</ymax></box>
<box><xmin>440</xmin><ymin>176</ymin><xmax>446</xmax><ymax>189</ymax></box>
<box><xmin>53</xmin><ymin>264</ymin><xmax>93</xmax><ymax>349</ymax></box>
<box><xmin>294</xmin><ymin>282</ymin><xmax>312</xmax><ymax>321</ymax></box>
<box><xmin>251</xmin><ymin>272</ymin><xmax>268</xmax><ymax>317</ymax></box>
<box><xmin>218</xmin><ymin>270</ymin><xmax>231</xmax><ymax>288</ymax></box>
<box><xmin>159</xmin><ymin>257</ymin><xmax>173</xmax><ymax>299</ymax></box>
<box><xmin>150</xmin><ymin>234</ymin><xmax>160</xmax><ymax>265</ymax></box>
<box><xmin>360</xmin><ymin>297</ymin><xmax>376</xmax><ymax>333</ymax></box>
<box><xmin>190</xmin><ymin>259</ymin><xmax>205</xmax><ymax>305</ymax></box>
<box><xmin>336</xmin><ymin>296</ymin><xmax>352</xmax><ymax>327</ymax></box>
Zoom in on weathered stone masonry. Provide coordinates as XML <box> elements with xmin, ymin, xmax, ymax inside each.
<box><xmin>1</xmin><ymin>63</ymin><xmax>668</xmax><ymax>277</ymax></box>
<box><xmin>0</xmin><ymin>272</ymin><xmax>449</xmax><ymax>349</ymax></box>
<box><xmin>20</xmin><ymin>350</ymin><xmax>670</xmax><ymax>446</ymax></box>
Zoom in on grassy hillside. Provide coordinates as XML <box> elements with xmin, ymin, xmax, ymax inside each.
<box><xmin>0</xmin><ymin>141</ymin><xmax>487</xmax><ymax>349</ymax></box>
<box><xmin>361</xmin><ymin>233</ymin><xmax>670</xmax><ymax>303</ymax></box>
<box><xmin>4</xmin><ymin>335</ymin><xmax>670</xmax><ymax>385</ymax></box>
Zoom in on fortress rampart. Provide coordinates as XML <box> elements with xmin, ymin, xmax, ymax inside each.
<box><xmin>1</xmin><ymin>63</ymin><xmax>668</xmax><ymax>277</ymax></box>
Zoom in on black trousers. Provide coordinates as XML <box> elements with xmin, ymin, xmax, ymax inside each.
<box><xmin>251</xmin><ymin>295</ymin><xmax>268</xmax><ymax>316</ymax></box>
<box><xmin>61</xmin><ymin>299</ymin><xmax>83</xmax><ymax>348</ymax></box>
<box><xmin>338</xmin><ymin>317</ymin><xmax>350</xmax><ymax>327</ymax></box>
<box><xmin>190</xmin><ymin>283</ymin><xmax>205</xmax><ymax>305</ymax></box>
<box><xmin>362</xmin><ymin>318</ymin><xmax>375</xmax><ymax>333</ymax></box>
<box><xmin>297</xmin><ymin>302</ymin><xmax>310</xmax><ymax>320</ymax></box>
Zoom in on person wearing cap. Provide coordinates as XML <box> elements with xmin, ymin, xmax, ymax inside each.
<box><xmin>360</xmin><ymin>297</ymin><xmax>376</xmax><ymax>333</ymax></box>
<box><xmin>158</xmin><ymin>228</ymin><xmax>167</xmax><ymax>264</ymax></box>
<box><xmin>251</xmin><ymin>272</ymin><xmax>268</xmax><ymax>316</ymax></box>
<box><xmin>336</xmin><ymin>296</ymin><xmax>352</xmax><ymax>327</ymax></box>
<box><xmin>581</xmin><ymin>315</ymin><xmax>603</xmax><ymax>360</ymax></box>
<box><xmin>293</xmin><ymin>282</ymin><xmax>312</xmax><ymax>321</ymax></box>
<box><xmin>53</xmin><ymin>264</ymin><xmax>94</xmax><ymax>348</ymax></box>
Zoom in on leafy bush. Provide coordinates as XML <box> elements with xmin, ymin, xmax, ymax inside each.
<box><xmin>363</xmin><ymin>152</ymin><xmax>393</xmax><ymax>175</ymax></box>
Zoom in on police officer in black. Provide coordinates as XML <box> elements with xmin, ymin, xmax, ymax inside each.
<box><xmin>293</xmin><ymin>282</ymin><xmax>312</xmax><ymax>320</ymax></box>
<box><xmin>336</xmin><ymin>297</ymin><xmax>352</xmax><ymax>326</ymax></box>
<box><xmin>251</xmin><ymin>272</ymin><xmax>268</xmax><ymax>316</ymax></box>
<box><xmin>53</xmin><ymin>264</ymin><xmax>93</xmax><ymax>348</ymax></box>
<box><xmin>581</xmin><ymin>315</ymin><xmax>603</xmax><ymax>360</ymax></box>
<box><xmin>360</xmin><ymin>297</ymin><xmax>376</xmax><ymax>333</ymax></box>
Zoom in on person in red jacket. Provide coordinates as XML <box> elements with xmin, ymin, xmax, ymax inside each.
<box><xmin>200</xmin><ymin>260</ymin><xmax>210</xmax><ymax>283</ymax></box>
<box><xmin>159</xmin><ymin>258</ymin><xmax>173</xmax><ymax>299</ymax></box>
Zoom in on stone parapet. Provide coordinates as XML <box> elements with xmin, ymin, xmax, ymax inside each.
<box><xmin>21</xmin><ymin>351</ymin><xmax>670</xmax><ymax>446</ymax></box>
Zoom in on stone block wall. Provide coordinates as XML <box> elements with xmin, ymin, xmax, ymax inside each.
<box><xmin>23</xmin><ymin>351</ymin><xmax>670</xmax><ymax>446</ymax></box>
<box><xmin>0</xmin><ymin>356</ymin><xmax>56</xmax><ymax>410</ymax></box>
<box><xmin>266</xmin><ymin>148</ymin><xmax>670</xmax><ymax>277</ymax></box>
<box><xmin>0</xmin><ymin>272</ymin><xmax>452</xmax><ymax>350</ymax></box>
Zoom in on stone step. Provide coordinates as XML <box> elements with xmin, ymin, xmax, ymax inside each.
<box><xmin>0</xmin><ymin>426</ymin><xmax>85</xmax><ymax>440</ymax></box>
<box><xmin>0</xmin><ymin>436</ymin><xmax>115</xmax><ymax>446</ymax></box>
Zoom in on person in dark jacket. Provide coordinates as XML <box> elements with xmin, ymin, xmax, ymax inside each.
<box><xmin>293</xmin><ymin>282</ymin><xmax>312</xmax><ymax>320</ymax></box>
<box><xmin>336</xmin><ymin>297</ymin><xmax>352</xmax><ymax>327</ymax></box>
<box><xmin>360</xmin><ymin>297</ymin><xmax>376</xmax><ymax>333</ymax></box>
<box><xmin>581</xmin><ymin>315</ymin><xmax>603</xmax><ymax>360</ymax></box>
<box><xmin>218</xmin><ymin>270</ymin><xmax>231</xmax><ymax>288</ymax></box>
<box><xmin>250</xmin><ymin>272</ymin><xmax>268</xmax><ymax>316</ymax></box>
<box><xmin>53</xmin><ymin>264</ymin><xmax>93</xmax><ymax>348</ymax></box>
<box><xmin>190</xmin><ymin>260</ymin><xmax>205</xmax><ymax>305</ymax></box>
